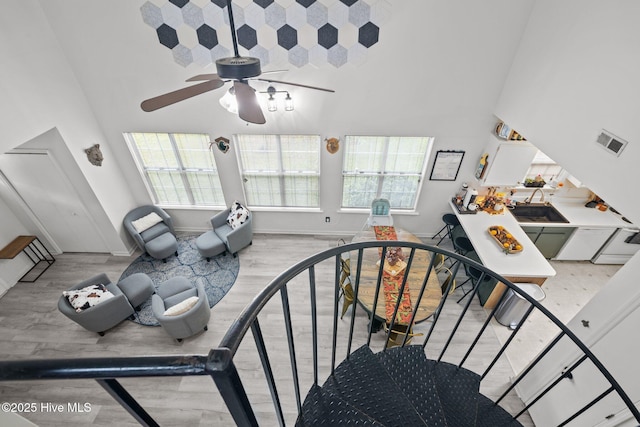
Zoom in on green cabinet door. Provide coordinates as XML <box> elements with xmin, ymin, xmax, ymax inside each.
<box><xmin>534</xmin><ymin>227</ymin><xmax>575</xmax><ymax>259</ymax></box>
<box><xmin>521</xmin><ymin>226</ymin><xmax>543</xmax><ymax>243</ymax></box>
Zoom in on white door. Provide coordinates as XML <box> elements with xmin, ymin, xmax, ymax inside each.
<box><xmin>0</xmin><ymin>152</ymin><xmax>108</xmax><ymax>253</ymax></box>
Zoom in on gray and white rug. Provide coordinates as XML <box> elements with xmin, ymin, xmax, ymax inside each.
<box><xmin>119</xmin><ymin>234</ymin><xmax>239</xmax><ymax>326</ymax></box>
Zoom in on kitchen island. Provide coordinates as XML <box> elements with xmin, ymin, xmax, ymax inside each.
<box><xmin>449</xmin><ymin>201</ymin><xmax>556</xmax><ymax>309</ymax></box>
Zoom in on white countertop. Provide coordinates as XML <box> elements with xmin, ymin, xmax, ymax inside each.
<box><xmin>449</xmin><ymin>201</ymin><xmax>557</xmax><ymax>279</ymax></box>
<box><xmin>522</xmin><ymin>201</ymin><xmax>637</xmax><ymax>229</ymax></box>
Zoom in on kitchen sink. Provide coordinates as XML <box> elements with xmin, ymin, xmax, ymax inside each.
<box><xmin>509</xmin><ymin>203</ymin><xmax>570</xmax><ymax>223</ymax></box>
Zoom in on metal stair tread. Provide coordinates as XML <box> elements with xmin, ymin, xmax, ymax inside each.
<box><xmin>296</xmin><ymin>384</ymin><xmax>385</xmax><ymax>427</ymax></box>
<box><xmin>432</xmin><ymin>359</ymin><xmax>482</xmax><ymax>427</ymax></box>
<box><xmin>322</xmin><ymin>345</ymin><xmax>428</xmax><ymax>426</ymax></box>
<box><xmin>375</xmin><ymin>345</ymin><xmax>448</xmax><ymax>427</ymax></box>
<box><xmin>475</xmin><ymin>393</ymin><xmax>524</xmax><ymax>427</ymax></box>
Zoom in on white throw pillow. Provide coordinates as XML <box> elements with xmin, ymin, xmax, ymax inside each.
<box><xmin>131</xmin><ymin>212</ymin><xmax>163</xmax><ymax>233</ymax></box>
<box><xmin>163</xmin><ymin>296</ymin><xmax>199</xmax><ymax>316</ymax></box>
<box><xmin>63</xmin><ymin>284</ymin><xmax>115</xmax><ymax>313</ymax></box>
<box><xmin>226</xmin><ymin>201</ymin><xmax>249</xmax><ymax>229</ymax></box>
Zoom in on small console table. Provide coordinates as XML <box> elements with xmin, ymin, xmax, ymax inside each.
<box><xmin>0</xmin><ymin>236</ymin><xmax>56</xmax><ymax>282</ymax></box>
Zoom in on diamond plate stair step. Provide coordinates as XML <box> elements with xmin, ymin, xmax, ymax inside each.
<box><xmin>475</xmin><ymin>393</ymin><xmax>523</xmax><ymax>427</ymax></box>
<box><xmin>376</xmin><ymin>345</ymin><xmax>447</xmax><ymax>427</ymax></box>
<box><xmin>295</xmin><ymin>384</ymin><xmax>385</xmax><ymax>427</ymax></box>
<box><xmin>322</xmin><ymin>345</ymin><xmax>428</xmax><ymax>426</ymax></box>
<box><xmin>432</xmin><ymin>360</ymin><xmax>481</xmax><ymax>427</ymax></box>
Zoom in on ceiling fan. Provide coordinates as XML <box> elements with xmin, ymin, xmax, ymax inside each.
<box><xmin>140</xmin><ymin>0</ymin><xmax>335</xmax><ymax>124</ymax></box>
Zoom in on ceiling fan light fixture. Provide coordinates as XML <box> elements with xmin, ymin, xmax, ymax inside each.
<box><xmin>285</xmin><ymin>93</ymin><xmax>294</xmax><ymax>111</ymax></box>
<box><xmin>267</xmin><ymin>93</ymin><xmax>277</xmax><ymax>112</ymax></box>
<box><xmin>219</xmin><ymin>87</ymin><xmax>238</xmax><ymax>114</ymax></box>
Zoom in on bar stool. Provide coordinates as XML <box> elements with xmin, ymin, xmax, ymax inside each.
<box><xmin>432</xmin><ymin>214</ymin><xmax>460</xmax><ymax>246</ymax></box>
<box><xmin>452</xmin><ymin>236</ymin><xmax>478</xmax><ymax>303</ymax></box>
<box><xmin>453</xmin><ymin>236</ymin><xmax>474</xmax><ymax>255</ymax></box>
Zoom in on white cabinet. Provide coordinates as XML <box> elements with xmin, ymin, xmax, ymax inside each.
<box><xmin>554</xmin><ymin>227</ymin><xmax>616</xmax><ymax>261</ymax></box>
<box><xmin>476</xmin><ymin>134</ymin><xmax>538</xmax><ymax>186</ymax></box>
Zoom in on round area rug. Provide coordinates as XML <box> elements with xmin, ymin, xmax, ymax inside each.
<box><xmin>119</xmin><ymin>234</ymin><xmax>239</xmax><ymax>326</ymax></box>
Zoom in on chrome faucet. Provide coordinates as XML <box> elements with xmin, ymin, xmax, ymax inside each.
<box><xmin>525</xmin><ymin>188</ymin><xmax>545</xmax><ymax>204</ymax></box>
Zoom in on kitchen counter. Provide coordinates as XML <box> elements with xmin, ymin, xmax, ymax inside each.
<box><xmin>449</xmin><ymin>201</ymin><xmax>556</xmax><ymax>309</ymax></box>
<box><xmin>510</xmin><ymin>200</ymin><xmax>634</xmax><ymax>229</ymax></box>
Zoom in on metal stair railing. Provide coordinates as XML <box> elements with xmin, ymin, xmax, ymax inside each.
<box><xmin>0</xmin><ymin>241</ymin><xmax>638</xmax><ymax>427</ymax></box>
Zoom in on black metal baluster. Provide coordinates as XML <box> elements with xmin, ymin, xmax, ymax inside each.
<box><xmin>308</xmin><ymin>266</ymin><xmax>318</xmax><ymax>386</ymax></box>
<box><xmin>480</xmin><ymin>305</ymin><xmax>534</xmax><ymax>378</ymax></box>
<box><xmin>495</xmin><ymin>331</ymin><xmax>566</xmax><ymax>405</ymax></box>
<box><xmin>422</xmin><ymin>255</ymin><xmax>461</xmax><ymax>349</ymax></box>
<box><xmin>366</xmin><ymin>246</ymin><xmax>387</xmax><ymax>347</ymax></box>
<box><xmin>514</xmin><ymin>354</ymin><xmax>589</xmax><ymax>419</ymax></box>
<box><xmin>251</xmin><ymin>319</ymin><xmax>285</xmax><ymax>427</ymax></box>
<box><xmin>96</xmin><ymin>378</ymin><xmax>160</xmax><ymax>427</ymax></box>
<box><xmin>558</xmin><ymin>386</ymin><xmax>615</xmax><ymax>427</ymax></box>
<box><xmin>385</xmin><ymin>247</ymin><xmax>416</xmax><ymax>349</ymax></box>
<box><xmin>438</xmin><ymin>263</ymin><xmax>488</xmax><ymax>362</ymax></box>
<box><xmin>402</xmin><ymin>249</ymin><xmax>437</xmax><ymax>347</ymax></box>
<box><xmin>331</xmin><ymin>255</ymin><xmax>340</xmax><ymax>375</ymax></box>
<box><xmin>347</xmin><ymin>248</ymin><xmax>364</xmax><ymax>358</ymax></box>
<box><xmin>459</xmin><ymin>285</ymin><xmax>510</xmax><ymax>370</ymax></box>
<box><xmin>208</xmin><ymin>348</ymin><xmax>259</xmax><ymax>427</ymax></box>
<box><xmin>280</xmin><ymin>285</ymin><xmax>302</xmax><ymax>413</ymax></box>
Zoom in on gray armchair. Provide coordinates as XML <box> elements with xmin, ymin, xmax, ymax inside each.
<box><xmin>58</xmin><ymin>273</ymin><xmax>135</xmax><ymax>336</ymax></box>
<box><xmin>152</xmin><ymin>277</ymin><xmax>210</xmax><ymax>342</ymax></box>
<box><xmin>123</xmin><ymin>205</ymin><xmax>178</xmax><ymax>261</ymax></box>
<box><xmin>211</xmin><ymin>206</ymin><xmax>253</xmax><ymax>257</ymax></box>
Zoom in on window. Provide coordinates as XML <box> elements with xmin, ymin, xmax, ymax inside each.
<box><xmin>236</xmin><ymin>134</ymin><xmax>321</xmax><ymax>208</ymax></box>
<box><xmin>524</xmin><ymin>150</ymin><xmax>563</xmax><ymax>183</ymax></box>
<box><xmin>125</xmin><ymin>132</ymin><xmax>225</xmax><ymax>206</ymax></box>
<box><xmin>342</xmin><ymin>136</ymin><xmax>433</xmax><ymax>209</ymax></box>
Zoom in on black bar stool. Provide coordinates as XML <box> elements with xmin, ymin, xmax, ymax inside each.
<box><xmin>432</xmin><ymin>214</ymin><xmax>460</xmax><ymax>246</ymax></box>
<box><xmin>453</xmin><ymin>236</ymin><xmax>474</xmax><ymax>255</ymax></box>
<box><xmin>452</xmin><ymin>236</ymin><xmax>480</xmax><ymax>302</ymax></box>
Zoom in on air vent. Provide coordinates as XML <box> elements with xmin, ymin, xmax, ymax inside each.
<box><xmin>596</xmin><ymin>130</ymin><xmax>627</xmax><ymax>156</ymax></box>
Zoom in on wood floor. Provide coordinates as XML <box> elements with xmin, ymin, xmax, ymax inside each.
<box><xmin>0</xmin><ymin>233</ymin><xmax>535</xmax><ymax>426</ymax></box>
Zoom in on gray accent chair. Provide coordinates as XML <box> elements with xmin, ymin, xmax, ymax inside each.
<box><xmin>210</xmin><ymin>207</ymin><xmax>253</xmax><ymax>257</ymax></box>
<box><xmin>123</xmin><ymin>205</ymin><xmax>178</xmax><ymax>261</ymax></box>
<box><xmin>58</xmin><ymin>273</ymin><xmax>135</xmax><ymax>336</ymax></box>
<box><xmin>152</xmin><ymin>277</ymin><xmax>210</xmax><ymax>342</ymax></box>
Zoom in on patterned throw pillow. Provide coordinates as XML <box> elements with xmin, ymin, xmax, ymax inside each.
<box><xmin>63</xmin><ymin>284</ymin><xmax>115</xmax><ymax>313</ymax></box>
<box><xmin>226</xmin><ymin>201</ymin><xmax>250</xmax><ymax>229</ymax></box>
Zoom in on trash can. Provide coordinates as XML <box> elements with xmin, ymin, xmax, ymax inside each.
<box><xmin>495</xmin><ymin>283</ymin><xmax>545</xmax><ymax>329</ymax></box>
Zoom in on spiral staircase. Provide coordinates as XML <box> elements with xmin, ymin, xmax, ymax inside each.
<box><xmin>297</xmin><ymin>345</ymin><xmax>521</xmax><ymax>427</ymax></box>
<box><xmin>1</xmin><ymin>240</ymin><xmax>638</xmax><ymax>426</ymax></box>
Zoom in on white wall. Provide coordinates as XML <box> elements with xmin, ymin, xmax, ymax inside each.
<box><xmin>495</xmin><ymin>0</ymin><xmax>640</xmax><ymax>225</ymax></box>
<box><xmin>494</xmin><ymin>1</ymin><xmax>640</xmax><ymax>423</ymax></box>
<box><xmin>0</xmin><ymin>0</ymin><xmax>134</xmax><ymax>258</ymax></box>
<box><xmin>0</xmin><ymin>193</ymin><xmax>31</xmax><ymax>292</ymax></box>
<box><xmin>29</xmin><ymin>0</ymin><xmax>534</xmax><ymax>237</ymax></box>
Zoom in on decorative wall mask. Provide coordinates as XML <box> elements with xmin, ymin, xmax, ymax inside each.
<box><xmin>85</xmin><ymin>144</ymin><xmax>104</xmax><ymax>166</ymax></box>
<box><xmin>326</xmin><ymin>137</ymin><xmax>340</xmax><ymax>154</ymax></box>
<box><xmin>214</xmin><ymin>137</ymin><xmax>230</xmax><ymax>154</ymax></box>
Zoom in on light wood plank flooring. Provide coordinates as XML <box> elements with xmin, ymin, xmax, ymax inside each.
<box><xmin>0</xmin><ymin>233</ymin><xmax>539</xmax><ymax>426</ymax></box>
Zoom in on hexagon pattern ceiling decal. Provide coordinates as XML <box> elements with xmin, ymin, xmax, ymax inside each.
<box><xmin>140</xmin><ymin>0</ymin><xmax>391</xmax><ymax>68</ymax></box>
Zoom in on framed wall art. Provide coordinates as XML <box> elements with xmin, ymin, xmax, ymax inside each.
<box><xmin>429</xmin><ymin>150</ymin><xmax>465</xmax><ymax>181</ymax></box>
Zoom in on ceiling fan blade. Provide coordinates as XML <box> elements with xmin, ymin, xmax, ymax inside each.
<box><xmin>186</xmin><ymin>73</ymin><xmax>221</xmax><ymax>82</ymax></box>
<box><xmin>141</xmin><ymin>79</ymin><xmax>225</xmax><ymax>112</ymax></box>
<box><xmin>234</xmin><ymin>81</ymin><xmax>266</xmax><ymax>124</ymax></box>
<box><xmin>255</xmin><ymin>78</ymin><xmax>335</xmax><ymax>93</ymax></box>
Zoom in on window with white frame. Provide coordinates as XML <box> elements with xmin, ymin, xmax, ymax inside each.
<box><xmin>342</xmin><ymin>136</ymin><xmax>433</xmax><ymax>209</ymax></box>
<box><xmin>236</xmin><ymin>134</ymin><xmax>321</xmax><ymax>208</ymax></box>
<box><xmin>523</xmin><ymin>149</ymin><xmax>564</xmax><ymax>183</ymax></box>
<box><xmin>125</xmin><ymin>132</ymin><xmax>225</xmax><ymax>206</ymax></box>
